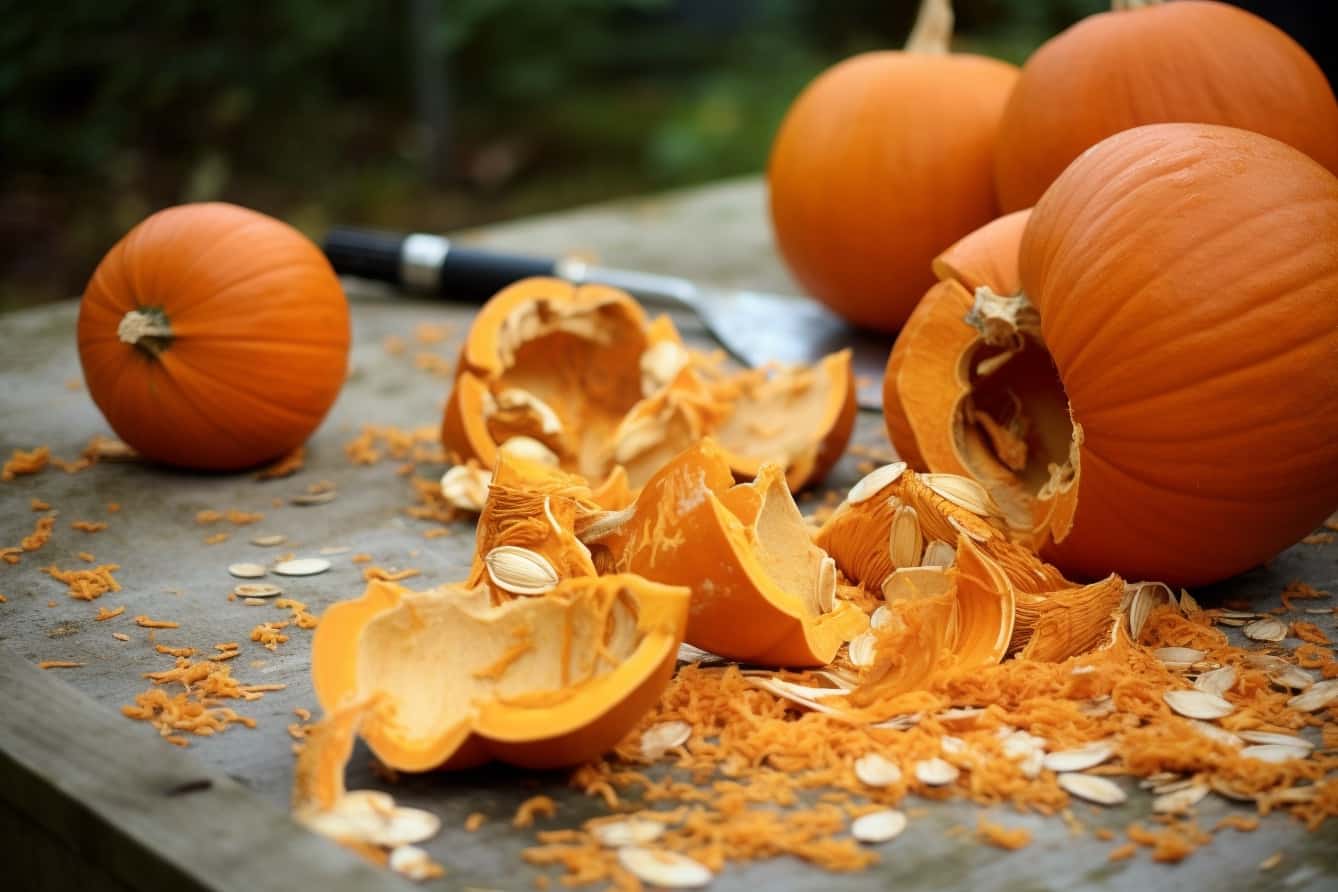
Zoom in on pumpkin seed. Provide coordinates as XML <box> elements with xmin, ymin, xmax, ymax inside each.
<box><xmin>940</xmin><ymin>736</ymin><xmax>966</xmax><ymax>755</ymax></box>
<box><xmin>1152</xmin><ymin>783</ymin><xmax>1209</xmax><ymax>815</ymax></box>
<box><xmin>1179</xmin><ymin>588</ymin><xmax>1202</xmax><ymax>614</ymax></box>
<box><xmin>499</xmin><ymin>435</ymin><xmax>560</xmax><ymax>466</ymax></box>
<box><xmin>816</xmin><ymin>556</ymin><xmax>836</xmax><ymax>614</ymax></box>
<box><xmin>848</xmin><ymin>633</ymin><xmax>877</xmax><ymax>667</ymax></box>
<box><xmin>1287</xmin><ymin>678</ymin><xmax>1338</xmax><ymax>712</ymax></box>
<box><xmin>617</xmin><ymin>848</ymin><xmax>712</xmax><ymax>888</ymax></box>
<box><xmin>227</xmin><ymin>563</ymin><xmax>267</xmax><ymax>579</ymax></box>
<box><xmin>888</xmin><ymin>505</ymin><xmax>923</xmax><ymax>569</ymax></box>
<box><xmin>273</xmin><ymin>557</ymin><xmax>332</xmax><ymax>577</ymax></box>
<box><xmin>847</xmin><ymin>462</ymin><xmax>907</xmax><ymax>505</ymax></box>
<box><xmin>640</xmin><ymin>339</ymin><xmax>691</xmax><ymax>396</ymax></box>
<box><xmin>914</xmin><ymin>758</ymin><xmax>959</xmax><ymax>787</ymax></box>
<box><xmin>483</xmin><ymin>546</ymin><xmax>559</xmax><ymax>596</ymax></box>
<box><xmin>1126</xmin><ymin>581</ymin><xmax>1176</xmax><ymax>641</ymax></box>
<box><xmin>1244</xmin><ymin>653</ymin><xmax>1289</xmax><ymax>671</ymax></box>
<box><xmin>1057</xmin><ymin>773</ymin><xmax>1126</xmax><ymax>806</ymax></box>
<box><xmin>593</xmin><ymin>819</ymin><xmax>665</xmax><ymax>848</ymax></box>
<box><xmin>919</xmin><ymin>540</ymin><xmax>956</xmax><ymax>569</ymax></box>
<box><xmin>318</xmin><ymin>545</ymin><xmax>351</xmax><ymax>556</ymax></box>
<box><xmin>1302</xmin><ymin>606</ymin><xmax>1334</xmax><ymax>615</ymax></box>
<box><xmin>1239</xmin><ymin>744</ymin><xmax>1309</xmax><ymax>764</ymax></box>
<box><xmin>1268</xmin><ymin>664</ymin><xmax>1315</xmax><ymax>691</ymax></box>
<box><xmin>1215</xmin><ymin>617</ymin><xmax>1248</xmax><ymax>627</ymax></box>
<box><xmin>921</xmin><ymin>473</ymin><xmax>997</xmax><ymax>516</ymax></box>
<box><xmin>869</xmin><ymin>605</ymin><xmax>891</xmax><ymax>629</ymax></box>
<box><xmin>1237</xmin><ymin>731</ymin><xmax>1313</xmax><ymax>750</ymax></box>
<box><xmin>495</xmin><ymin>388</ymin><xmax>563</xmax><ymax>436</ymax></box>
<box><xmin>1043</xmin><ymin>742</ymin><xmax>1114</xmax><ymax>773</ymax></box>
<box><xmin>1001</xmin><ymin>730</ymin><xmax>1046</xmax><ymax>761</ymax></box>
<box><xmin>291</xmin><ymin>490</ymin><xmax>337</xmax><ymax>506</ymax></box>
<box><xmin>250</xmin><ymin>534</ymin><xmax>287</xmax><ymax>547</ymax></box>
<box><xmin>388</xmin><ymin>845</ymin><xmax>440</xmax><ymax>881</ymax></box>
<box><xmin>881</xmin><ymin>566</ymin><xmax>951</xmax><ymax>602</ymax></box>
<box><xmin>1216</xmin><ymin>609</ymin><xmax>1259</xmax><ymax>619</ymax></box>
<box><xmin>851</xmin><ymin>809</ymin><xmax>907</xmax><ymax>844</ymax></box>
<box><xmin>243</xmin><ymin>597</ymin><xmax>268</xmax><ymax>606</ymax></box>
<box><xmin>938</xmin><ymin>706</ymin><xmax>985</xmax><ymax>723</ymax></box>
<box><xmin>868</xmin><ymin>713</ymin><xmax>921</xmax><ymax>731</ymax></box>
<box><xmin>440</xmin><ymin>465</ymin><xmax>492</xmax><ymax>512</ymax></box>
<box><xmin>1019</xmin><ymin>749</ymin><xmax>1046</xmax><ymax>779</ymax></box>
<box><xmin>674</xmin><ymin>643</ymin><xmax>721</xmax><ymax>665</ymax></box>
<box><xmin>641</xmin><ymin>721</ymin><xmax>692</xmax><ymax>760</ymax></box>
<box><xmin>854</xmin><ymin>753</ymin><xmax>902</xmax><ymax>787</ymax></box>
<box><xmin>1163</xmin><ymin>689</ymin><xmax>1234</xmax><ymax>720</ymax></box>
<box><xmin>1243</xmin><ymin>616</ymin><xmax>1287</xmax><ymax>642</ymax></box>
<box><xmin>1188</xmin><ymin>720</ymin><xmax>1243</xmax><ymax>748</ymax></box>
<box><xmin>234</xmin><ymin>583</ymin><xmax>283</xmax><ymax>599</ymax></box>
<box><xmin>1193</xmin><ymin>665</ymin><xmax>1237</xmax><ymax>697</ymax></box>
<box><xmin>1155</xmin><ymin>646</ymin><xmax>1206</xmax><ymax>668</ymax></box>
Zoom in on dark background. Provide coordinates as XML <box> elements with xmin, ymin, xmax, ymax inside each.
<box><xmin>1</xmin><ymin>0</ymin><xmax>1331</xmax><ymax>310</ymax></box>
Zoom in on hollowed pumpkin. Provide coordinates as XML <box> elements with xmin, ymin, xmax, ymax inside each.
<box><xmin>311</xmin><ymin>574</ymin><xmax>689</xmax><ymax>771</ymax></box>
<box><xmin>443</xmin><ymin>277</ymin><xmax>855</xmax><ymax>491</ymax></box>
<box><xmin>994</xmin><ymin>0</ymin><xmax>1338</xmax><ymax>212</ymax></box>
<box><xmin>77</xmin><ymin>203</ymin><xmax>350</xmax><ymax>470</ymax></box>
<box><xmin>884</xmin><ymin>124</ymin><xmax>1338</xmax><ymax>585</ymax></box>
<box><xmin>582</xmin><ymin>439</ymin><xmax>867</xmax><ymax>666</ymax></box>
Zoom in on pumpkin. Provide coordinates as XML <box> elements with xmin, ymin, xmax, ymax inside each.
<box><xmin>77</xmin><ymin>203</ymin><xmax>350</xmax><ymax>470</ymax></box>
<box><xmin>443</xmin><ymin>277</ymin><xmax>855</xmax><ymax>491</ymax></box>
<box><xmin>884</xmin><ymin>123</ymin><xmax>1338</xmax><ymax>585</ymax></box>
<box><xmin>766</xmin><ymin>0</ymin><xmax>1019</xmax><ymax>331</ymax></box>
<box><xmin>311</xmin><ymin>574</ymin><xmax>690</xmax><ymax>772</ymax></box>
<box><xmin>994</xmin><ymin>0</ymin><xmax>1338</xmax><ymax>212</ymax></box>
<box><xmin>582</xmin><ymin>439</ymin><xmax>868</xmax><ymax>666</ymax></box>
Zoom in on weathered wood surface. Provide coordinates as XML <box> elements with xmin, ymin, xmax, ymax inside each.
<box><xmin>1</xmin><ymin>176</ymin><xmax>1335</xmax><ymax>890</ymax></box>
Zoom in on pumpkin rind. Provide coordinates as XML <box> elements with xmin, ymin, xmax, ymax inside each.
<box><xmin>77</xmin><ymin>203</ymin><xmax>350</xmax><ymax>470</ymax></box>
<box><xmin>994</xmin><ymin>0</ymin><xmax>1338</xmax><ymax>211</ymax></box>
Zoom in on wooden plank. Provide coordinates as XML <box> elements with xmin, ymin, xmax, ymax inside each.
<box><xmin>0</xmin><ymin>647</ymin><xmax>403</xmax><ymax>892</ymax></box>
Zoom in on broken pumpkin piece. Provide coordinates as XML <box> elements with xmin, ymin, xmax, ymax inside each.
<box><xmin>442</xmin><ymin>276</ymin><xmax>856</xmax><ymax>495</ymax></box>
<box><xmin>310</xmin><ymin>575</ymin><xmax>689</xmax><ymax>772</ymax></box>
<box><xmin>583</xmin><ymin>439</ymin><xmax>867</xmax><ymax>666</ymax></box>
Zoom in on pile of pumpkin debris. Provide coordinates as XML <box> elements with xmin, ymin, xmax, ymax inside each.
<box><xmin>294</xmin><ymin>439</ymin><xmax>1338</xmax><ymax>887</ymax></box>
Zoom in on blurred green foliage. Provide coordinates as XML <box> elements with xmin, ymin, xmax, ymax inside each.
<box><xmin>1</xmin><ymin>0</ymin><xmax>1105</xmax><ymax>307</ymax></box>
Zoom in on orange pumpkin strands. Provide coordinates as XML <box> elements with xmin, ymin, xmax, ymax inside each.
<box><xmin>44</xmin><ymin>563</ymin><xmax>121</xmax><ymax>601</ymax></box>
<box><xmin>70</xmin><ymin>520</ymin><xmax>107</xmax><ymax>533</ymax></box>
<box><xmin>443</xmin><ymin>278</ymin><xmax>854</xmax><ymax>493</ymax></box>
<box><xmin>885</xmin><ymin>124</ymin><xmax>1338</xmax><ymax>586</ymax></box>
<box><xmin>255</xmin><ymin>446</ymin><xmax>305</xmax><ymax>480</ymax></box>
<box><xmin>94</xmin><ymin>605</ymin><xmax>125</xmax><ymax>622</ymax></box>
<box><xmin>513</xmin><ymin>796</ymin><xmax>559</xmax><ymax>829</ymax></box>
<box><xmin>19</xmin><ymin>514</ymin><xmax>57</xmax><ymax>553</ymax></box>
<box><xmin>135</xmin><ymin>615</ymin><xmax>180</xmax><ymax>629</ymax></box>
<box><xmin>38</xmin><ymin>661</ymin><xmax>84</xmax><ymax>670</ymax></box>
<box><xmin>1</xmin><ymin>446</ymin><xmax>51</xmax><ymax>480</ymax></box>
<box><xmin>977</xmin><ymin>819</ymin><xmax>1031</xmax><ymax>850</ymax></box>
<box><xmin>30</xmin><ymin>498</ymin><xmax>50</xmax><ymax>511</ymax></box>
<box><xmin>361</xmin><ymin>566</ymin><xmax>421</xmax><ymax>583</ymax></box>
<box><xmin>78</xmin><ymin>203</ymin><xmax>350</xmax><ymax>471</ymax></box>
<box><xmin>250</xmin><ymin>622</ymin><xmax>290</xmax><ymax>651</ymax></box>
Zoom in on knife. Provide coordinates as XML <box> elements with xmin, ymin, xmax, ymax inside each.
<box><xmin>323</xmin><ymin>227</ymin><xmax>890</xmax><ymax>411</ymax></box>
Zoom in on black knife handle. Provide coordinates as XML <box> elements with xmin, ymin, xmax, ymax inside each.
<box><xmin>323</xmin><ymin>227</ymin><xmax>558</xmax><ymax>302</ymax></box>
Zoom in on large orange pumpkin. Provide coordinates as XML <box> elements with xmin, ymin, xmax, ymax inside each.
<box><xmin>766</xmin><ymin>0</ymin><xmax>1018</xmax><ymax>332</ymax></box>
<box><xmin>994</xmin><ymin>0</ymin><xmax>1338</xmax><ymax>212</ymax></box>
<box><xmin>77</xmin><ymin>203</ymin><xmax>350</xmax><ymax>470</ymax></box>
<box><xmin>885</xmin><ymin>124</ymin><xmax>1338</xmax><ymax>586</ymax></box>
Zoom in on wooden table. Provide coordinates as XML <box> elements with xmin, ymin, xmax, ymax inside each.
<box><xmin>2</xmin><ymin>177</ymin><xmax>1335</xmax><ymax>891</ymax></box>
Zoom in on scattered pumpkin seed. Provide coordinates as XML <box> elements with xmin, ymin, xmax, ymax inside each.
<box><xmin>851</xmin><ymin>809</ymin><xmax>907</xmax><ymax>844</ymax></box>
<box><xmin>1268</xmin><ymin>664</ymin><xmax>1315</xmax><ymax>691</ymax></box>
<box><xmin>1163</xmin><ymin>689</ymin><xmax>1234</xmax><ymax>720</ymax></box>
<box><xmin>291</xmin><ymin>490</ymin><xmax>337</xmax><ymax>506</ymax></box>
<box><xmin>318</xmin><ymin>545</ymin><xmax>351</xmax><ymax>556</ymax></box>
<box><xmin>1155</xmin><ymin>646</ymin><xmax>1206</xmax><ymax>668</ymax></box>
<box><xmin>244</xmin><ymin>597</ymin><xmax>268</xmax><ymax>606</ymax></box>
<box><xmin>921</xmin><ymin>473</ymin><xmax>997</xmax><ymax>516</ymax></box>
<box><xmin>482</xmin><ymin>546</ymin><xmax>559</xmax><ymax>596</ymax></box>
<box><xmin>1239</xmin><ymin>744</ymin><xmax>1309</xmax><ymax>764</ymax></box>
<box><xmin>889</xmin><ymin>505</ymin><xmax>923</xmax><ymax>568</ymax></box>
<box><xmin>846</xmin><ymin>462</ymin><xmax>907</xmax><ymax>505</ymax></box>
<box><xmin>919</xmin><ymin>540</ymin><xmax>956</xmax><ymax>569</ymax></box>
<box><xmin>641</xmin><ymin>720</ymin><xmax>692</xmax><ymax>760</ymax></box>
<box><xmin>940</xmin><ymin>736</ymin><xmax>966</xmax><ymax>755</ymax></box>
<box><xmin>848</xmin><ymin>633</ymin><xmax>877</xmax><ymax>667</ymax></box>
<box><xmin>234</xmin><ymin>583</ymin><xmax>283</xmax><ymax>599</ymax></box>
<box><xmin>914</xmin><ymin>758</ymin><xmax>959</xmax><ymax>787</ymax></box>
<box><xmin>1043</xmin><ymin>742</ymin><xmax>1115</xmax><ymax>773</ymax></box>
<box><xmin>227</xmin><ymin>562</ymin><xmax>267</xmax><ymax>579</ymax></box>
<box><xmin>1237</xmin><ymin>730</ymin><xmax>1314</xmax><ymax>750</ymax></box>
<box><xmin>854</xmin><ymin>753</ymin><xmax>901</xmax><ymax>787</ymax></box>
<box><xmin>250</xmin><ymin>534</ymin><xmax>287</xmax><ymax>547</ymax></box>
<box><xmin>1242</xmin><ymin>616</ymin><xmax>1287</xmax><ymax>642</ymax></box>
<box><xmin>1126</xmin><ymin>582</ymin><xmax>1175</xmax><ymax>641</ymax></box>
<box><xmin>869</xmin><ymin>605</ymin><xmax>891</xmax><ymax>630</ymax></box>
<box><xmin>1287</xmin><ymin>679</ymin><xmax>1338</xmax><ymax>712</ymax></box>
<box><xmin>1152</xmin><ymin>783</ymin><xmax>1209</xmax><ymax>815</ymax></box>
<box><xmin>1057</xmin><ymin>773</ymin><xmax>1126</xmax><ymax>806</ymax></box>
<box><xmin>1187</xmin><ymin>720</ymin><xmax>1244</xmax><ymax>748</ymax></box>
<box><xmin>1193</xmin><ymin>665</ymin><xmax>1237</xmax><ymax>698</ymax></box>
<box><xmin>440</xmin><ymin>465</ymin><xmax>491</xmax><ymax>512</ymax></box>
<box><xmin>388</xmin><ymin>845</ymin><xmax>441</xmax><ymax>881</ymax></box>
<box><xmin>593</xmin><ymin>819</ymin><xmax>665</xmax><ymax>848</ymax></box>
<box><xmin>274</xmin><ymin>557</ymin><xmax>332</xmax><ymax>577</ymax></box>
<box><xmin>617</xmin><ymin>847</ymin><xmax>713</xmax><ymax>889</ymax></box>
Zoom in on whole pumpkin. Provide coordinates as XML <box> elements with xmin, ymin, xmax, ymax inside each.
<box><xmin>77</xmin><ymin>203</ymin><xmax>350</xmax><ymax>470</ymax></box>
<box><xmin>885</xmin><ymin>123</ymin><xmax>1338</xmax><ymax>586</ymax></box>
<box><xmin>994</xmin><ymin>0</ymin><xmax>1338</xmax><ymax>212</ymax></box>
<box><xmin>767</xmin><ymin>0</ymin><xmax>1018</xmax><ymax>332</ymax></box>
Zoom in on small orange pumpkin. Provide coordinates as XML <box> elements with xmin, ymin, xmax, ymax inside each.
<box><xmin>885</xmin><ymin>123</ymin><xmax>1338</xmax><ymax>585</ymax></box>
<box><xmin>767</xmin><ymin>0</ymin><xmax>1018</xmax><ymax>331</ymax></box>
<box><xmin>994</xmin><ymin>0</ymin><xmax>1338</xmax><ymax>212</ymax></box>
<box><xmin>77</xmin><ymin>203</ymin><xmax>350</xmax><ymax>470</ymax></box>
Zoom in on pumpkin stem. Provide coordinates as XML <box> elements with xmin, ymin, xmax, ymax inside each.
<box><xmin>905</xmin><ymin>0</ymin><xmax>954</xmax><ymax>55</ymax></box>
<box><xmin>1111</xmin><ymin>0</ymin><xmax>1161</xmax><ymax>10</ymax></box>
<box><xmin>964</xmin><ymin>287</ymin><xmax>1041</xmax><ymax>351</ymax></box>
<box><xmin>118</xmin><ymin>308</ymin><xmax>173</xmax><ymax>356</ymax></box>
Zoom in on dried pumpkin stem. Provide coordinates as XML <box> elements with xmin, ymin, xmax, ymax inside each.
<box><xmin>904</xmin><ymin>0</ymin><xmax>954</xmax><ymax>55</ymax></box>
<box><xmin>117</xmin><ymin>308</ymin><xmax>173</xmax><ymax>356</ymax></box>
<box><xmin>964</xmin><ymin>287</ymin><xmax>1041</xmax><ymax>350</ymax></box>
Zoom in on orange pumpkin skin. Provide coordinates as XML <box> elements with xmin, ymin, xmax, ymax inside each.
<box><xmin>995</xmin><ymin>0</ymin><xmax>1338</xmax><ymax>212</ymax></box>
<box><xmin>77</xmin><ymin>203</ymin><xmax>350</xmax><ymax>470</ymax></box>
<box><xmin>768</xmin><ymin>51</ymin><xmax>1018</xmax><ymax>332</ymax></box>
<box><xmin>1023</xmin><ymin>124</ymin><xmax>1338</xmax><ymax>584</ymax></box>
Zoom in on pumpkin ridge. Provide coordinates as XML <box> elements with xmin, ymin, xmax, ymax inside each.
<box><xmin>157</xmin><ymin>353</ymin><xmax>328</xmax><ymax>429</ymax></box>
<box><xmin>163</xmin><ymin>208</ymin><xmax>309</xmax><ymax>304</ymax></box>
<box><xmin>165</xmin><ymin>256</ymin><xmax>336</xmax><ymax>320</ymax></box>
